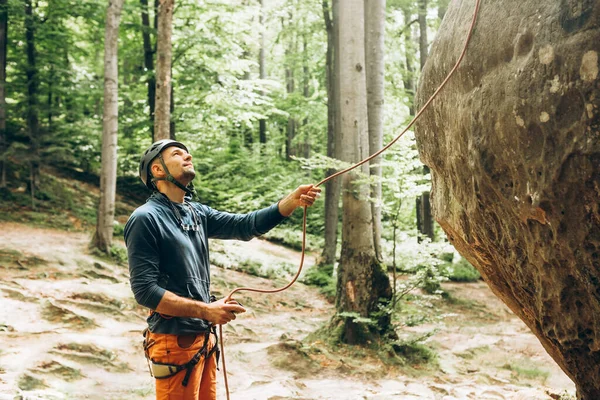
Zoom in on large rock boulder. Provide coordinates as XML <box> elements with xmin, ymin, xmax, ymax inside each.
<box><xmin>415</xmin><ymin>1</ymin><xmax>600</xmax><ymax>398</ymax></box>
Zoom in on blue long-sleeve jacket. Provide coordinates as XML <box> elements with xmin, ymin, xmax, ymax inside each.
<box><xmin>124</xmin><ymin>192</ymin><xmax>286</xmax><ymax>334</ymax></box>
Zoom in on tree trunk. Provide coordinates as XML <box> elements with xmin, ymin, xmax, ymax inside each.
<box><xmin>336</xmin><ymin>0</ymin><xmax>392</xmax><ymax>345</ymax></box>
<box><xmin>416</xmin><ymin>0</ymin><xmax>434</xmax><ymax>241</ymax></box>
<box><xmin>140</xmin><ymin>0</ymin><xmax>156</xmax><ymax>140</ymax></box>
<box><xmin>418</xmin><ymin>0</ymin><xmax>428</xmax><ymax>70</ymax></box>
<box><xmin>169</xmin><ymin>65</ymin><xmax>175</xmax><ymax>139</ymax></box>
<box><xmin>416</xmin><ymin>188</ymin><xmax>434</xmax><ymax>241</ymax></box>
<box><xmin>402</xmin><ymin>10</ymin><xmax>416</xmax><ymax>116</ymax></box>
<box><xmin>0</xmin><ymin>0</ymin><xmax>7</xmax><ymax>188</ymax></box>
<box><xmin>154</xmin><ymin>0</ymin><xmax>174</xmax><ymax>141</ymax></box>
<box><xmin>364</xmin><ymin>0</ymin><xmax>385</xmax><ymax>262</ymax></box>
<box><xmin>93</xmin><ymin>0</ymin><xmax>124</xmax><ymax>253</ymax></box>
<box><xmin>320</xmin><ymin>0</ymin><xmax>340</xmax><ymax>267</ymax></box>
<box><xmin>47</xmin><ymin>64</ymin><xmax>55</xmax><ymax>129</ymax></box>
<box><xmin>285</xmin><ymin>61</ymin><xmax>295</xmax><ymax>160</ymax></box>
<box><xmin>284</xmin><ymin>10</ymin><xmax>297</xmax><ymax>160</ymax></box>
<box><xmin>301</xmin><ymin>31</ymin><xmax>310</xmax><ymax>159</ymax></box>
<box><xmin>258</xmin><ymin>0</ymin><xmax>267</xmax><ymax>146</ymax></box>
<box><xmin>24</xmin><ymin>0</ymin><xmax>40</xmax><ymax>199</ymax></box>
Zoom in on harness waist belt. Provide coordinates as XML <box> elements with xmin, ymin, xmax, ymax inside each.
<box><xmin>143</xmin><ymin>328</ymin><xmax>220</xmax><ymax>386</ymax></box>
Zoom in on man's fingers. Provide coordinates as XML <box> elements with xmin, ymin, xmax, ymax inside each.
<box><xmin>224</xmin><ymin>304</ymin><xmax>246</xmax><ymax>314</ymax></box>
<box><xmin>300</xmin><ymin>195</ymin><xmax>317</xmax><ymax>205</ymax></box>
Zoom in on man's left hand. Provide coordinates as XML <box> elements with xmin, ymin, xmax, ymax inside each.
<box><xmin>278</xmin><ymin>184</ymin><xmax>322</xmax><ymax>217</ymax></box>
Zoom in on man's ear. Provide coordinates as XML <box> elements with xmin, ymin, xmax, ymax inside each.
<box><xmin>150</xmin><ymin>161</ymin><xmax>164</xmax><ymax>178</ymax></box>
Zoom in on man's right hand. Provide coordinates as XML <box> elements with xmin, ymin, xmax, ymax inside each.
<box><xmin>202</xmin><ymin>298</ymin><xmax>246</xmax><ymax>325</ymax></box>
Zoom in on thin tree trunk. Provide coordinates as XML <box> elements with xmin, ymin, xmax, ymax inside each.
<box><xmin>336</xmin><ymin>0</ymin><xmax>392</xmax><ymax>345</ymax></box>
<box><xmin>24</xmin><ymin>0</ymin><xmax>39</xmax><ymax>201</ymax></box>
<box><xmin>416</xmin><ymin>186</ymin><xmax>434</xmax><ymax>241</ymax></box>
<box><xmin>169</xmin><ymin>65</ymin><xmax>175</xmax><ymax>139</ymax></box>
<box><xmin>283</xmin><ymin>10</ymin><xmax>297</xmax><ymax>160</ymax></box>
<box><xmin>47</xmin><ymin>65</ymin><xmax>54</xmax><ymax>128</ymax></box>
<box><xmin>392</xmin><ymin>199</ymin><xmax>402</xmax><ymax>308</ymax></box>
<box><xmin>258</xmin><ymin>0</ymin><xmax>267</xmax><ymax>146</ymax></box>
<box><xmin>365</xmin><ymin>0</ymin><xmax>385</xmax><ymax>262</ymax></box>
<box><xmin>93</xmin><ymin>0</ymin><xmax>125</xmax><ymax>252</ymax></box>
<box><xmin>416</xmin><ymin>1</ymin><xmax>434</xmax><ymax>240</ymax></box>
<box><xmin>402</xmin><ymin>10</ymin><xmax>416</xmax><ymax>116</ymax></box>
<box><xmin>285</xmin><ymin>55</ymin><xmax>295</xmax><ymax>159</ymax></box>
<box><xmin>0</xmin><ymin>0</ymin><xmax>7</xmax><ymax>188</ymax></box>
<box><xmin>240</xmin><ymin>49</ymin><xmax>252</xmax><ymax>148</ymax></box>
<box><xmin>140</xmin><ymin>0</ymin><xmax>156</xmax><ymax>140</ymax></box>
<box><xmin>302</xmin><ymin>31</ymin><xmax>310</xmax><ymax>159</ymax></box>
<box><xmin>154</xmin><ymin>0</ymin><xmax>174</xmax><ymax>140</ymax></box>
<box><xmin>320</xmin><ymin>0</ymin><xmax>340</xmax><ymax>267</ymax></box>
<box><xmin>418</xmin><ymin>0</ymin><xmax>428</xmax><ymax>70</ymax></box>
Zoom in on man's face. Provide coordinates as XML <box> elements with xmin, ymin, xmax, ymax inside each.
<box><xmin>154</xmin><ymin>145</ymin><xmax>196</xmax><ymax>183</ymax></box>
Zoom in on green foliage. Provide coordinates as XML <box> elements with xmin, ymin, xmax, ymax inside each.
<box><xmin>384</xmin><ymin>330</ymin><xmax>439</xmax><ymax>366</ymax></box>
<box><xmin>502</xmin><ymin>360</ymin><xmax>550</xmax><ymax>382</ymax></box>
<box><xmin>113</xmin><ymin>222</ymin><xmax>125</xmax><ymax>237</ymax></box>
<box><xmin>393</xmin><ymin>341</ymin><xmax>438</xmax><ymax>365</ymax></box>
<box><xmin>301</xmin><ymin>265</ymin><xmax>336</xmax><ymax>301</ymax></box>
<box><xmin>447</xmin><ymin>257</ymin><xmax>481</xmax><ymax>282</ymax></box>
<box><xmin>338</xmin><ymin>312</ymin><xmax>377</xmax><ymax>326</ymax></box>
<box><xmin>0</xmin><ymin>166</ymin><xmax>99</xmax><ymax>231</ymax></box>
<box><xmin>18</xmin><ymin>374</ymin><xmax>47</xmax><ymax>391</ymax></box>
<box><xmin>302</xmin><ymin>264</ymin><xmax>333</xmax><ymax>287</ymax></box>
<box><xmin>109</xmin><ymin>245</ymin><xmax>128</xmax><ymax>266</ymax></box>
<box><xmin>389</xmin><ymin>239</ymin><xmax>453</xmax><ymax>301</ymax></box>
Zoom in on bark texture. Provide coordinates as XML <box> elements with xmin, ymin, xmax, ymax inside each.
<box><xmin>414</xmin><ymin>1</ymin><xmax>600</xmax><ymax>398</ymax></box>
<box><xmin>258</xmin><ymin>0</ymin><xmax>267</xmax><ymax>146</ymax></box>
<box><xmin>320</xmin><ymin>0</ymin><xmax>340</xmax><ymax>267</ymax></box>
<box><xmin>24</xmin><ymin>0</ymin><xmax>39</xmax><ymax>197</ymax></box>
<box><xmin>140</xmin><ymin>0</ymin><xmax>156</xmax><ymax>140</ymax></box>
<box><xmin>0</xmin><ymin>0</ymin><xmax>7</xmax><ymax>187</ymax></box>
<box><xmin>365</xmin><ymin>0</ymin><xmax>385</xmax><ymax>261</ymax></box>
<box><xmin>154</xmin><ymin>0</ymin><xmax>174</xmax><ymax>141</ymax></box>
<box><xmin>93</xmin><ymin>0</ymin><xmax>124</xmax><ymax>252</ymax></box>
<box><xmin>337</xmin><ymin>0</ymin><xmax>391</xmax><ymax>345</ymax></box>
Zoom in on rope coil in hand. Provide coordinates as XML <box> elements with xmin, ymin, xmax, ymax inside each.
<box><xmin>220</xmin><ymin>0</ymin><xmax>482</xmax><ymax>397</ymax></box>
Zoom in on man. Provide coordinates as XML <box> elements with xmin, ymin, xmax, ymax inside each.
<box><xmin>124</xmin><ymin>139</ymin><xmax>321</xmax><ymax>400</ymax></box>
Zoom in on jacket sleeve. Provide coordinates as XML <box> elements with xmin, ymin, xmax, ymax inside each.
<box><xmin>124</xmin><ymin>211</ymin><xmax>166</xmax><ymax>309</ymax></box>
<box><xmin>204</xmin><ymin>202</ymin><xmax>286</xmax><ymax>241</ymax></box>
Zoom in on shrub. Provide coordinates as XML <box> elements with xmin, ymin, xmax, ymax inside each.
<box><xmin>113</xmin><ymin>222</ymin><xmax>125</xmax><ymax>237</ymax></box>
<box><xmin>301</xmin><ymin>265</ymin><xmax>335</xmax><ymax>302</ymax></box>
<box><xmin>109</xmin><ymin>245</ymin><xmax>128</xmax><ymax>265</ymax></box>
<box><xmin>448</xmin><ymin>258</ymin><xmax>480</xmax><ymax>282</ymax></box>
<box><xmin>302</xmin><ymin>264</ymin><xmax>333</xmax><ymax>287</ymax></box>
<box><xmin>438</xmin><ymin>252</ymin><xmax>454</xmax><ymax>263</ymax></box>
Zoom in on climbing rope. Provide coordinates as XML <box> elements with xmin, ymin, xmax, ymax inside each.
<box><xmin>220</xmin><ymin>0</ymin><xmax>482</xmax><ymax>397</ymax></box>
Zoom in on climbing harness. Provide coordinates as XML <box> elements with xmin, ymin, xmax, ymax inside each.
<box><xmin>218</xmin><ymin>0</ymin><xmax>483</xmax><ymax>397</ymax></box>
<box><xmin>143</xmin><ymin>326</ymin><xmax>220</xmax><ymax>386</ymax></box>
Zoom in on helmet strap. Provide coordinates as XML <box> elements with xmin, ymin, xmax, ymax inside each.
<box><xmin>151</xmin><ymin>154</ymin><xmax>195</xmax><ymax>197</ymax></box>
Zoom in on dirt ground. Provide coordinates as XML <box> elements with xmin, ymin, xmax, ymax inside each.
<box><xmin>0</xmin><ymin>222</ymin><xmax>576</xmax><ymax>400</ymax></box>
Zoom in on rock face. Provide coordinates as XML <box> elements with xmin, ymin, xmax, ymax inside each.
<box><xmin>414</xmin><ymin>1</ymin><xmax>600</xmax><ymax>398</ymax></box>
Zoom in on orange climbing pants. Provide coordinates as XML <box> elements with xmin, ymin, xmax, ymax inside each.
<box><xmin>146</xmin><ymin>331</ymin><xmax>218</xmax><ymax>400</ymax></box>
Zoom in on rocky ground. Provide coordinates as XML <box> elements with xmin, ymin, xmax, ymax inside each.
<box><xmin>0</xmin><ymin>222</ymin><xmax>576</xmax><ymax>400</ymax></box>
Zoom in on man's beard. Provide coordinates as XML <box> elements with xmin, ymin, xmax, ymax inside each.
<box><xmin>181</xmin><ymin>169</ymin><xmax>196</xmax><ymax>182</ymax></box>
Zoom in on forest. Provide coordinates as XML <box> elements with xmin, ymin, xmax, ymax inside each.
<box><xmin>0</xmin><ymin>0</ymin><xmax>465</xmax><ymax>336</ymax></box>
<box><xmin>0</xmin><ymin>0</ymin><xmax>585</xmax><ymax>398</ymax></box>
